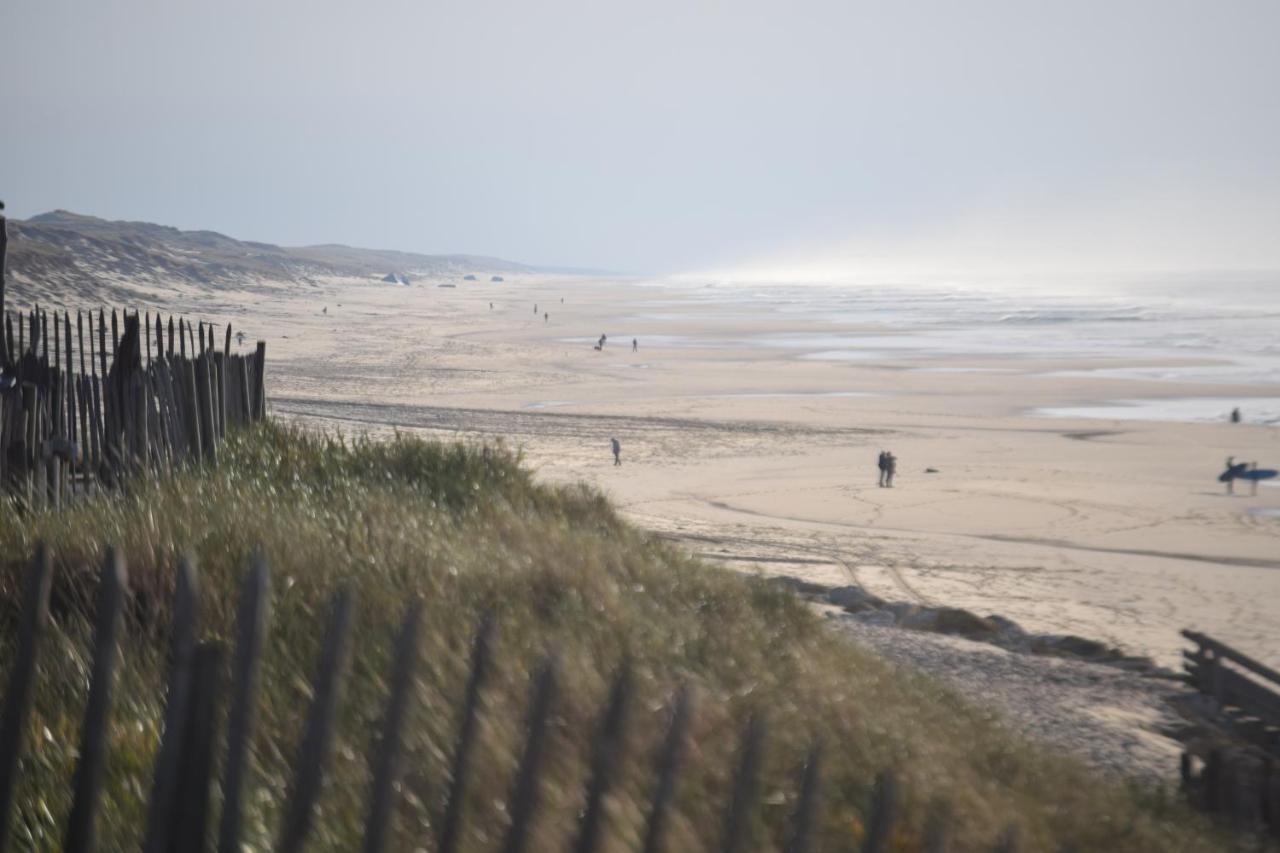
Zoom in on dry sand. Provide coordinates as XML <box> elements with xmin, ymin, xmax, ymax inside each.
<box><xmin>152</xmin><ymin>272</ymin><xmax>1280</xmax><ymax>671</ymax></box>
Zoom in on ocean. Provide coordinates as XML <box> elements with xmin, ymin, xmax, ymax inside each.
<box><xmin>639</xmin><ymin>272</ymin><xmax>1280</xmax><ymax>425</ymax></box>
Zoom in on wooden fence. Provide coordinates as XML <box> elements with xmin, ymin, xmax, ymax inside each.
<box><xmin>0</xmin><ymin>305</ymin><xmax>266</xmax><ymax>507</ymax></box>
<box><xmin>0</xmin><ymin>545</ymin><xmax>1046</xmax><ymax>852</ymax></box>
<box><xmin>1180</xmin><ymin>630</ymin><xmax>1280</xmax><ymax>837</ymax></box>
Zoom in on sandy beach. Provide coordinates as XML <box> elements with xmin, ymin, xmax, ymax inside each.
<box><xmin>161</xmin><ymin>272</ymin><xmax>1280</xmax><ymax>671</ymax></box>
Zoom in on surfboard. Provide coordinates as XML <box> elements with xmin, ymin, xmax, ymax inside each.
<box><xmin>1239</xmin><ymin>469</ymin><xmax>1278</xmax><ymax>481</ymax></box>
<box><xmin>1220</xmin><ymin>464</ymin><xmax>1250</xmax><ymax>482</ymax></box>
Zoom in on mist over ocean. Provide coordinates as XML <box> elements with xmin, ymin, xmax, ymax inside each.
<box><xmin>640</xmin><ymin>271</ymin><xmax>1280</xmax><ymax>423</ymax></box>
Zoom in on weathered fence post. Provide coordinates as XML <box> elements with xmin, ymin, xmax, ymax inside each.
<box><xmin>722</xmin><ymin>713</ymin><xmax>765</xmax><ymax>853</ymax></box>
<box><xmin>237</xmin><ymin>357</ymin><xmax>251</xmax><ymax>427</ymax></box>
<box><xmin>0</xmin><ymin>202</ymin><xmax>8</xmax><ymax>367</ymax></box>
<box><xmin>641</xmin><ymin>686</ymin><xmax>693</xmax><ymax>853</ymax></box>
<box><xmin>861</xmin><ymin>771</ymin><xmax>898</xmax><ymax>853</ymax></box>
<box><xmin>500</xmin><ymin>655</ymin><xmax>558</xmax><ymax>853</ymax></box>
<box><xmin>217</xmin><ymin>555</ymin><xmax>271</xmax><ymax>853</ymax></box>
<box><xmin>252</xmin><ymin>341</ymin><xmax>266</xmax><ymax>420</ymax></box>
<box><xmin>572</xmin><ymin>660</ymin><xmax>634</xmax><ymax>853</ymax></box>
<box><xmin>195</xmin><ymin>353</ymin><xmax>217</xmax><ymax>464</ymax></box>
<box><xmin>141</xmin><ymin>559</ymin><xmax>199</xmax><ymax>853</ymax></box>
<box><xmin>0</xmin><ymin>545</ymin><xmax>54</xmax><ymax>847</ymax></box>
<box><xmin>64</xmin><ymin>549</ymin><xmax>128</xmax><ymax>853</ymax></box>
<box><xmin>361</xmin><ymin>599</ymin><xmax>424</xmax><ymax>853</ymax></box>
<box><xmin>170</xmin><ymin>642</ymin><xmax>224</xmax><ymax>853</ymax></box>
<box><xmin>438</xmin><ymin>614</ymin><xmax>495</xmax><ymax>853</ymax></box>
<box><xmin>183</xmin><ymin>358</ymin><xmax>202</xmax><ymax>460</ymax></box>
<box><xmin>785</xmin><ymin>743</ymin><xmax>823</xmax><ymax>853</ymax></box>
<box><xmin>277</xmin><ymin>585</ymin><xmax>356</xmax><ymax>853</ymax></box>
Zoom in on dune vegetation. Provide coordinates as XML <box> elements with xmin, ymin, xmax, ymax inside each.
<box><xmin>0</xmin><ymin>423</ymin><xmax>1234</xmax><ymax>851</ymax></box>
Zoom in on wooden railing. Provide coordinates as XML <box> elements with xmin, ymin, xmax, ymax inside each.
<box><xmin>1182</xmin><ymin>630</ymin><xmax>1280</xmax><ymax>757</ymax></box>
<box><xmin>0</xmin><ymin>545</ymin><xmax>1044</xmax><ymax>852</ymax></box>
<box><xmin>1180</xmin><ymin>630</ymin><xmax>1280</xmax><ymax>836</ymax></box>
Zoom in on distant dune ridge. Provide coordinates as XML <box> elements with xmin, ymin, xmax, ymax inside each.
<box><xmin>5</xmin><ymin>209</ymin><xmax>533</xmax><ymax>302</ymax></box>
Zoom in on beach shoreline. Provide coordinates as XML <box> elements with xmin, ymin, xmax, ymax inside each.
<box><xmin>108</xmin><ymin>270</ymin><xmax>1280</xmax><ymax>671</ymax></box>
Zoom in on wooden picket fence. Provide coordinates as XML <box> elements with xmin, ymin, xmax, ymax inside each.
<box><xmin>0</xmin><ymin>305</ymin><xmax>266</xmax><ymax>507</ymax></box>
<box><xmin>0</xmin><ymin>545</ymin><xmax>1049</xmax><ymax>853</ymax></box>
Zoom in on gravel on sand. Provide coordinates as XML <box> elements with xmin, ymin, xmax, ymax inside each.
<box><xmin>828</xmin><ymin>613</ymin><xmax>1188</xmax><ymax>786</ymax></box>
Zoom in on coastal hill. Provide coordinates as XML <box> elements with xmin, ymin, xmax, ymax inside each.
<box><xmin>4</xmin><ymin>210</ymin><xmax>533</xmax><ymax>302</ymax></box>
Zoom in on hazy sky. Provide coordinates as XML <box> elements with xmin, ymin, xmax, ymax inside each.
<box><xmin>3</xmin><ymin>0</ymin><xmax>1278</xmax><ymax>275</ymax></box>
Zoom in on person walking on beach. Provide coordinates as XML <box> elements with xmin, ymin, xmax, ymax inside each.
<box><xmin>885</xmin><ymin>452</ymin><xmax>898</xmax><ymax>487</ymax></box>
<box><xmin>1248</xmin><ymin>461</ymin><xmax>1260</xmax><ymax>496</ymax></box>
<box><xmin>632</xmin><ymin>338</ymin><xmax>638</xmax><ymax>352</ymax></box>
<box><xmin>1231</xmin><ymin>407</ymin><xmax>1241</xmax><ymax>423</ymax></box>
<box><xmin>877</xmin><ymin>451</ymin><xmax>888</xmax><ymax>487</ymax></box>
<box><xmin>611</xmin><ymin>437</ymin><xmax>622</xmax><ymax>466</ymax></box>
<box><xmin>544</xmin><ymin>312</ymin><xmax>548</xmax><ymax>323</ymax></box>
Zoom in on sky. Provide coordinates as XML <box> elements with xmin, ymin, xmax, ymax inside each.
<box><xmin>2</xmin><ymin>0</ymin><xmax>1279</xmax><ymax>276</ymax></box>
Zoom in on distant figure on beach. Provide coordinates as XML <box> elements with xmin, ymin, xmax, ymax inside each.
<box><xmin>598</xmin><ymin>334</ymin><xmax>607</xmax><ymax>349</ymax></box>
<box><xmin>885</xmin><ymin>452</ymin><xmax>897</xmax><ymax>487</ymax></box>
<box><xmin>1248</xmin><ymin>462</ymin><xmax>1260</xmax><ymax>496</ymax></box>
<box><xmin>544</xmin><ymin>312</ymin><xmax>548</xmax><ymax>323</ymax></box>
<box><xmin>632</xmin><ymin>338</ymin><xmax>638</xmax><ymax>352</ymax></box>
<box><xmin>534</xmin><ymin>304</ymin><xmax>537</xmax><ymax>314</ymax></box>
<box><xmin>611</xmin><ymin>437</ymin><xmax>621</xmax><ymax>466</ymax></box>
<box><xmin>322</xmin><ymin>306</ymin><xmax>327</xmax><ymax>314</ymax></box>
<box><xmin>1231</xmin><ymin>407</ymin><xmax>1241</xmax><ymax>423</ymax></box>
<box><xmin>877</xmin><ymin>451</ymin><xmax>888</xmax><ymax>487</ymax></box>
<box><xmin>489</xmin><ymin>302</ymin><xmax>493</xmax><ymax>310</ymax></box>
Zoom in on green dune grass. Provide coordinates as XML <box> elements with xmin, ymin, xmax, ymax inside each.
<box><xmin>0</xmin><ymin>423</ymin><xmax>1236</xmax><ymax>851</ymax></box>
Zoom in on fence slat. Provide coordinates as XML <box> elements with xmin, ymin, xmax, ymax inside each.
<box><xmin>572</xmin><ymin>660</ymin><xmax>634</xmax><ymax>853</ymax></box>
<box><xmin>860</xmin><ymin>771</ymin><xmax>898</xmax><ymax>853</ymax></box>
<box><xmin>438</xmin><ymin>614</ymin><xmax>495</xmax><ymax>853</ymax></box>
<box><xmin>721</xmin><ymin>713</ymin><xmax>765</xmax><ymax>853</ymax></box>
<box><xmin>64</xmin><ymin>548</ymin><xmax>128</xmax><ymax>853</ymax></box>
<box><xmin>0</xmin><ymin>545</ymin><xmax>54</xmax><ymax>849</ymax></box>
<box><xmin>500</xmin><ymin>655</ymin><xmax>558</xmax><ymax>853</ymax></box>
<box><xmin>785</xmin><ymin>742</ymin><xmax>823</xmax><ymax>853</ymax></box>
<box><xmin>142</xmin><ymin>558</ymin><xmax>200</xmax><ymax>853</ymax></box>
<box><xmin>640</xmin><ymin>685</ymin><xmax>693</xmax><ymax>853</ymax></box>
<box><xmin>171</xmin><ymin>642</ymin><xmax>224</xmax><ymax>853</ymax></box>
<box><xmin>277</xmin><ymin>585</ymin><xmax>356</xmax><ymax>853</ymax></box>
<box><xmin>217</xmin><ymin>555</ymin><xmax>271</xmax><ymax>853</ymax></box>
<box><xmin>252</xmin><ymin>341</ymin><xmax>266</xmax><ymax>420</ymax></box>
<box><xmin>361</xmin><ymin>599</ymin><xmax>424</xmax><ymax>853</ymax></box>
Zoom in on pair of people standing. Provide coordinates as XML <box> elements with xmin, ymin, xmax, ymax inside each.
<box><xmin>877</xmin><ymin>451</ymin><xmax>897</xmax><ymax>487</ymax></box>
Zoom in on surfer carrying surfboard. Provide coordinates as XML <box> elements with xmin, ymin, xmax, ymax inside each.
<box><xmin>1219</xmin><ymin>457</ymin><xmax>1278</xmax><ymax>495</ymax></box>
<box><xmin>1221</xmin><ymin>457</ymin><xmax>1246</xmax><ymax>494</ymax></box>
